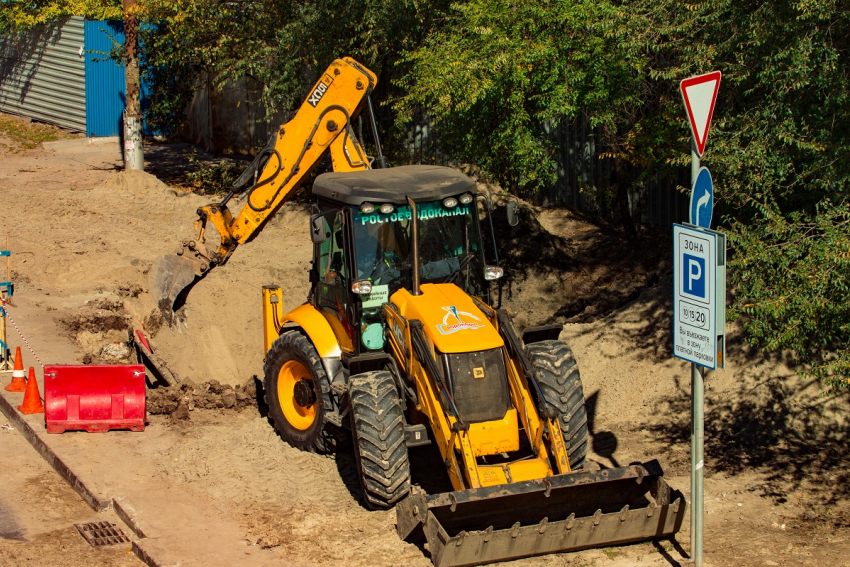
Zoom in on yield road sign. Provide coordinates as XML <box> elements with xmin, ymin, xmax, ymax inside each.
<box><xmin>681</xmin><ymin>71</ymin><xmax>721</xmax><ymax>156</ymax></box>
<box><xmin>689</xmin><ymin>167</ymin><xmax>714</xmax><ymax>229</ymax></box>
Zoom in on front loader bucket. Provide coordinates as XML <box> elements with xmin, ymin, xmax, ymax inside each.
<box><xmin>396</xmin><ymin>460</ymin><xmax>685</xmax><ymax>567</ymax></box>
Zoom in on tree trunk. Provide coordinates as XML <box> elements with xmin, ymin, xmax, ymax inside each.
<box><xmin>612</xmin><ymin>158</ymin><xmax>638</xmax><ymax>245</ymax></box>
<box><xmin>124</xmin><ymin>0</ymin><xmax>144</xmax><ymax>171</ymax></box>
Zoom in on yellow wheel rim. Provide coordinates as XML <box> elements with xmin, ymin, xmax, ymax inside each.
<box><xmin>278</xmin><ymin>360</ymin><xmax>317</xmax><ymax>430</ymax></box>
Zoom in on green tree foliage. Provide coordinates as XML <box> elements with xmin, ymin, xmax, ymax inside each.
<box><xmin>395</xmin><ymin>0</ymin><xmax>687</xmax><ymax>236</ymax></box>
<box><xmin>0</xmin><ymin>1</ymin><xmax>121</xmax><ymax>32</ymax></box>
<box><xmin>138</xmin><ymin>0</ymin><xmax>452</xmax><ymax>150</ymax></box>
<box><xmin>730</xmin><ymin>204</ymin><xmax>850</xmax><ymax>389</ymax></box>
<box><xmin>625</xmin><ymin>0</ymin><xmax>850</xmax><ymax>388</ymax></box>
<box><xmin>401</xmin><ymin>0</ymin><xmax>850</xmax><ymax>387</ymax></box>
<box><xmin>398</xmin><ymin>1</ymin><xmax>626</xmax><ymax>193</ymax></box>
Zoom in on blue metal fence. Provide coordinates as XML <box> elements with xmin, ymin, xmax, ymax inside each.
<box><xmin>84</xmin><ymin>20</ymin><xmax>124</xmax><ymax>137</ymax></box>
<box><xmin>83</xmin><ymin>20</ymin><xmax>152</xmax><ymax>137</ymax></box>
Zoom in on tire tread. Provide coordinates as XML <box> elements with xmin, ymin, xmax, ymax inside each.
<box><xmin>263</xmin><ymin>332</ymin><xmax>334</xmax><ymax>453</ymax></box>
<box><xmin>349</xmin><ymin>371</ymin><xmax>411</xmax><ymax>509</ymax></box>
<box><xmin>525</xmin><ymin>340</ymin><xmax>589</xmax><ymax>469</ymax></box>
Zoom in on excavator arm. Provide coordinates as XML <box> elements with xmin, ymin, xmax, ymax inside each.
<box><xmin>151</xmin><ymin>58</ymin><xmax>377</xmax><ymax>318</ymax></box>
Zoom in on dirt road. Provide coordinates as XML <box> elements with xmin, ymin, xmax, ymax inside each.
<box><xmin>0</xmin><ymin>119</ymin><xmax>848</xmax><ymax>567</ymax></box>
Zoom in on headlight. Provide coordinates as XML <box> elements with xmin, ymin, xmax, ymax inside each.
<box><xmin>379</xmin><ymin>203</ymin><xmax>395</xmax><ymax>214</ymax></box>
<box><xmin>351</xmin><ymin>280</ymin><xmax>373</xmax><ymax>294</ymax></box>
<box><xmin>360</xmin><ymin>202</ymin><xmax>375</xmax><ymax>214</ymax></box>
<box><xmin>459</xmin><ymin>193</ymin><xmax>474</xmax><ymax>205</ymax></box>
<box><xmin>443</xmin><ymin>197</ymin><xmax>458</xmax><ymax>208</ymax></box>
<box><xmin>483</xmin><ymin>266</ymin><xmax>504</xmax><ymax>281</ymax></box>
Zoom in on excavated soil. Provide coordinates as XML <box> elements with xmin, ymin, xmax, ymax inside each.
<box><xmin>1</xmin><ymin>131</ymin><xmax>848</xmax><ymax>567</ymax></box>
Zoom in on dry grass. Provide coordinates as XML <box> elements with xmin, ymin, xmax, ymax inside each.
<box><xmin>0</xmin><ymin>113</ymin><xmax>75</xmax><ymax>151</ymax></box>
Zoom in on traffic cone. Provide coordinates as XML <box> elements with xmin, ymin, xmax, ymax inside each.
<box><xmin>4</xmin><ymin>347</ymin><xmax>26</xmax><ymax>392</ymax></box>
<box><xmin>18</xmin><ymin>367</ymin><xmax>44</xmax><ymax>414</ymax></box>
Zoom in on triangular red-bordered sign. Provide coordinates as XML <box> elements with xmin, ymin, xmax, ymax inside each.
<box><xmin>680</xmin><ymin>71</ymin><xmax>721</xmax><ymax>156</ymax></box>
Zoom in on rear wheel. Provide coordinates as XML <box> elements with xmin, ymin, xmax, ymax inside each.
<box><xmin>264</xmin><ymin>332</ymin><xmax>336</xmax><ymax>453</ymax></box>
<box><xmin>349</xmin><ymin>370</ymin><xmax>411</xmax><ymax>509</ymax></box>
<box><xmin>525</xmin><ymin>340</ymin><xmax>588</xmax><ymax>469</ymax></box>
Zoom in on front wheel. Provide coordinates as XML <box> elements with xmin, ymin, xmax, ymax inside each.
<box><xmin>526</xmin><ymin>340</ymin><xmax>589</xmax><ymax>469</ymax></box>
<box><xmin>349</xmin><ymin>370</ymin><xmax>411</xmax><ymax>509</ymax></box>
<box><xmin>264</xmin><ymin>331</ymin><xmax>337</xmax><ymax>453</ymax></box>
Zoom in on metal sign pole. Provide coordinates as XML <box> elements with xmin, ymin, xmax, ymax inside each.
<box><xmin>690</xmin><ymin>138</ymin><xmax>705</xmax><ymax>567</ymax></box>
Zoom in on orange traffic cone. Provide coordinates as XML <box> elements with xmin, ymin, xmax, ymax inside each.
<box><xmin>5</xmin><ymin>347</ymin><xmax>26</xmax><ymax>392</ymax></box>
<box><xmin>18</xmin><ymin>367</ymin><xmax>44</xmax><ymax>414</ymax></box>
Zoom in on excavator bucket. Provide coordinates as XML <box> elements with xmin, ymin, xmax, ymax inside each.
<box><xmin>396</xmin><ymin>460</ymin><xmax>685</xmax><ymax>567</ymax></box>
<box><xmin>150</xmin><ymin>254</ymin><xmax>201</xmax><ymax>316</ymax></box>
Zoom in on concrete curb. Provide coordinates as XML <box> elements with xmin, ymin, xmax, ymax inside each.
<box><xmin>132</xmin><ymin>539</ymin><xmax>172</xmax><ymax>567</ymax></box>
<box><xmin>0</xmin><ymin>390</ymin><xmax>110</xmax><ymax>511</ymax></box>
<box><xmin>0</xmin><ymin>389</ymin><xmax>174</xmax><ymax>567</ymax></box>
<box><xmin>42</xmin><ymin>136</ymin><xmax>119</xmax><ymax>150</ymax></box>
<box><xmin>113</xmin><ymin>496</ymin><xmax>153</xmax><ymax>539</ymax></box>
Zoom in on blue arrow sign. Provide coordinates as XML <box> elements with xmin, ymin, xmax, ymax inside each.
<box><xmin>689</xmin><ymin>167</ymin><xmax>713</xmax><ymax>229</ymax></box>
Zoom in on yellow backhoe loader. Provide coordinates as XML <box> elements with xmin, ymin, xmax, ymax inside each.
<box><xmin>154</xmin><ymin>57</ymin><xmax>684</xmax><ymax>567</ymax></box>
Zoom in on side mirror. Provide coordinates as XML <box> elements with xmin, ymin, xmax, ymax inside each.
<box><xmin>506</xmin><ymin>200</ymin><xmax>519</xmax><ymax>227</ymax></box>
<box><xmin>310</xmin><ymin>214</ymin><xmax>327</xmax><ymax>244</ymax></box>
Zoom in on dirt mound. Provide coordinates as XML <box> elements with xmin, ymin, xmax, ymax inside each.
<box><xmin>479</xmin><ymin>182</ymin><xmax>670</xmax><ymax>329</ymax></box>
<box><xmin>146</xmin><ymin>378</ymin><xmax>257</xmax><ymax>415</ymax></box>
<box><xmin>10</xmin><ymin>166</ymin><xmax>311</xmax><ymax>387</ymax></box>
<box><xmin>133</xmin><ymin>198</ymin><xmax>313</xmax><ymax>387</ymax></box>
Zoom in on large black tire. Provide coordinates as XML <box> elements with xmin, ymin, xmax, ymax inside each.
<box><xmin>349</xmin><ymin>370</ymin><xmax>411</xmax><ymax>509</ymax></box>
<box><xmin>264</xmin><ymin>331</ymin><xmax>338</xmax><ymax>453</ymax></box>
<box><xmin>525</xmin><ymin>340</ymin><xmax>589</xmax><ymax>469</ymax></box>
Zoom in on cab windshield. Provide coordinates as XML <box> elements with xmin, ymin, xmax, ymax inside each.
<box><xmin>352</xmin><ymin>200</ymin><xmax>486</xmax><ymax>300</ymax></box>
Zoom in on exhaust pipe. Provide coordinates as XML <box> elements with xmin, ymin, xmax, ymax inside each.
<box><xmin>367</xmin><ymin>96</ymin><xmax>388</xmax><ymax>169</ymax></box>
<box><xmin>407</xmin><ymin>196</ymin><xmax>421</xmax><ymax>296</ymax></box>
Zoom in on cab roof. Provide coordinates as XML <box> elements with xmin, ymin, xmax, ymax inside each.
<box><xmin>312</xmin><ymin>165</ymin><xmax>477</xmax><ymax>206</ymax></box>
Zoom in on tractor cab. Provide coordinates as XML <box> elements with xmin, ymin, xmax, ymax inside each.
<box><xmin>308</xmin><ymin>165</ymin><xmax>502</xmax><ymax>355</ymax></box>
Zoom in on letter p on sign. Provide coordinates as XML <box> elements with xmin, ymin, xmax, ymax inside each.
<box><xmin>683</xmin><ymin>254</ymin><xmax>706</xmax><ymax>299</ymax></box>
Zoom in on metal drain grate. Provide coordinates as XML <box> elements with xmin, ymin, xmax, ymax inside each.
<box><xmin>74</xmin><ymin>521</ymin><xmax>130</xmax><ymax>547</ymax></box>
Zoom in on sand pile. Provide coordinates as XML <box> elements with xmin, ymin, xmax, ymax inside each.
<box><xmin>8</xmin><ymin>167</ymin><xmax>311</xmax><ymax>388</ymax></box>
<box><xmin>107</xmin><ymin>170</ymin><xmax>316</xmax><ymax>388</ymax></box>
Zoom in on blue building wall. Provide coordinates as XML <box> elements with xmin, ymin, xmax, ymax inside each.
<box><xmin>84</xmin><ymin>20</ymin><xmax>152</xmax><ymax>137</ymax></box>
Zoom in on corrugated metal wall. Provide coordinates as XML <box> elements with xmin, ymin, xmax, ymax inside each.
<box><xmin>537</xmin><ymin>115</ymin><xmax>690</xmax><ymax>226</ymax></box>
<box><xmin>84</xmin><ymin>20</ymin><xmax>156</xmax><ymax>137</ymax></box>
<box><xmin>0</xmin><ymin>17</ymin><xmax>86</xmax><ymax>132</ymax></box>
<box><xmin>83</xmin><ymin>20</ymin><xmax>126</xmax><ymax>137</ymax></box>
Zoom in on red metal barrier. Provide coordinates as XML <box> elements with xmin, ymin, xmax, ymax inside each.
<box><xmin>44</xmin><ymin>365</ymin><xmax>146</xmax><ymax>433</ymax></box>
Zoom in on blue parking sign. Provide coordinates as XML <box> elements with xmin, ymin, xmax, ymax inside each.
<box><xmin>683</xmin><ymin>253</ymin><xmax>706</xmax><ymax>299</ymax></box>
<box><xmin>674</xmin><ymin>223</ymin><xmax>725</xmax><ymax>369</ymax></box>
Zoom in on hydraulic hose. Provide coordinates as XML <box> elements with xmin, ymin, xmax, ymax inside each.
<box><xmin>244</xmin><ymin>105</ymin><xmax>354</xmax><ymax>213</ymax></box>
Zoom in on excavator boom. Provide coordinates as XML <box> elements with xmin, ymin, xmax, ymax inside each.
<box><xmin>151</xmin><ymin>57</ymin><xmax>377</xmax><ymax>318</ymax></box>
